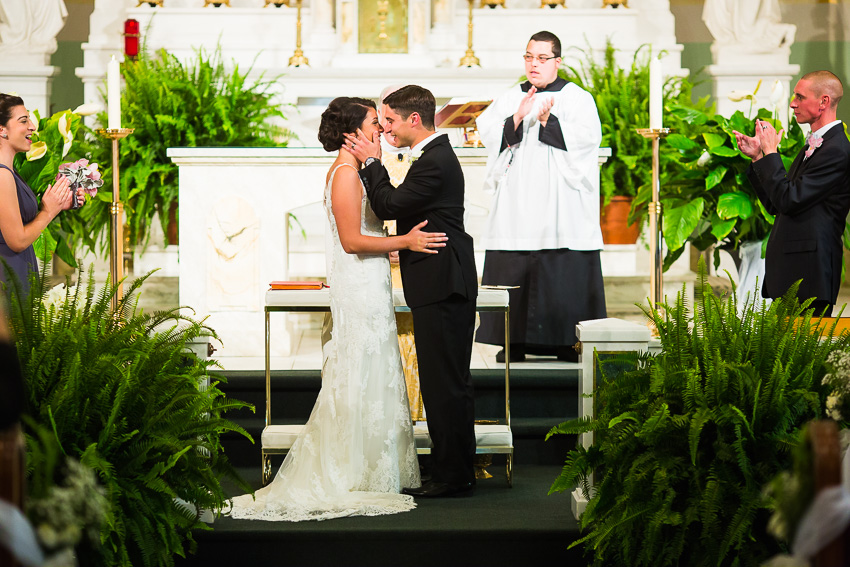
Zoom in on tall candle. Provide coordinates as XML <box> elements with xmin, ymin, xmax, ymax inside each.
<box><xmin>107</xmin><ymin>56</ymin><xmax>121</xmax><ymax>130</ymax></box>
<box><xmin>649</xmin><ymin>57</ymin><xmax>662</xmax><ymax>130</ymax></box>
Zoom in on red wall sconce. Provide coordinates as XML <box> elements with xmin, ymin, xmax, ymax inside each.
<box><xmin>124</xmin><ymin>19</ymin><xmax>140</xmax><ymax>59</ymax></box>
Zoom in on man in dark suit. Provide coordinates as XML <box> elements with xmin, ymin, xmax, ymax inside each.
<box><xmin>345</xmin><ymin>85</ymin><xmax>479</xmax><ymax>498</ymax></box>
<box><xmin>734</xmin><ymin>71</ymin><xmax>850</xmax><ymax>315</ymax></box>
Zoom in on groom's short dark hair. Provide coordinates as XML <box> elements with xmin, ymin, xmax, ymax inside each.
<box><xmin>382</xmin><ymin>85</ymin><xmax>436</xmax><ymax>130</ymax></box>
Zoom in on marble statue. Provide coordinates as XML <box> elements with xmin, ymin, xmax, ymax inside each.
<box><xmin>0</xmin><ymin>0</ymin><xmax>68</xmax><ymax>54</ymax></box>
<box><xmin>703</xmin><ymin>0</ymin><xmax>796</xmax><ymax>52</ymax></box>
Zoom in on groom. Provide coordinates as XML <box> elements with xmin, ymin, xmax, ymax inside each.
<box><xmin>345</xmin><ymin>85</ymin><xmax>479</xmax><ymax>498</ymax></box>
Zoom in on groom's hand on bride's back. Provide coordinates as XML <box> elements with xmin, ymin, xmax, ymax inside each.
<box><xmin>406</xmin><ymin>219</ymin><xmax>447</xmax><ymax>254</ymax></box>
<box><xmin>343</xmin><ymin>129</ymin><xmax>382</xmax><ymax>162</ymax></box>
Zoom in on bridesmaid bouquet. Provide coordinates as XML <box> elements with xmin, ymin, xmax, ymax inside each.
<box><xmin>56</xmin><ymin>158</ymin><xmax>103</xmax><ymax>209</ymax></box>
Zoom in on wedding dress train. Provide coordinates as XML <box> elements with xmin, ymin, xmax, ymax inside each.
<box><xmin>228</xmin><ymin>163</ymin><xmax>420</xmax><ymax>522</ymax></box>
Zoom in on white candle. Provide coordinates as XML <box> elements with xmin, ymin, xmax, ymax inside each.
<box><xmin>107</xmin><ymin>56</ymin><xmax>121</xmax><ymax>130</ymax></box>
<box><xmin>649</xmin><ymin>57</ymin><xmax>663</xmax><ymax>130</ymax></box>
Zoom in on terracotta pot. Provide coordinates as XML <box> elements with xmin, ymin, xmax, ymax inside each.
<box><xmin>600</xmin><ymin>196</ymin><xmax>640</xmax><ymax>245</ymax></box>
<box><xmin>166</xmin><ymin>201</ymin><xmax>178</xmax><ymax>245</ymax></box>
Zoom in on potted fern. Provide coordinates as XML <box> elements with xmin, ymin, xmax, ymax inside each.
<box><xmin>87</xmin><ymin>45</ymin><xmax>294</xmax><ymax>251</ymax></box>
<box><xmin>548</xmin><ymin>263</ymin><xmax>850</xmax><ymax>566</ymax></box>
<box><xmin>10</xmin><ymin>266</ymin><xmax>254</xmax><ymax>567</ymax></box>
<box><xmin>561</xmin><ymin>41</ymin><xmax>701</xmax><ymax>245</ymax></box>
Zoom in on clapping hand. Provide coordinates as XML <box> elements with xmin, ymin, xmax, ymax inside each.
<box><xmin>514</xmin><ymin>86</ymin><xmax>537</xmax><ymax>129</ymax></box>
<box><xmin>405</xmin><ymin>220</ymin><xmax>447</xmax><ymax>254</ymax></box>
<box><xmin>42</xmin><ymin>176</ymin><xmax>71</xmax><ymax>217</ymax></box>
<box><xmin>537</xmin><ymin>96</ymin><xmax>554</xmax><ymax>128</ymax></box>
<box><xmin>755</xmin><ymin>119</ymin><xmax>784</xmax><ymax>156</ymax></box>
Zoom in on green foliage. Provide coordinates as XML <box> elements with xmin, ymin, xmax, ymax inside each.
<box><xmin>11</xmin><ymin>264</ymin><xmax>254</xmax><ymax>567</ymax></box>
<box><xmin>12</xmin><ymin>109</ymin><xmax>99</xmax><ymax>267</ymax></box>
<box><xmin>656</xmin><ymin>105</ymin><xmax>807</xmax><ymax>269</ymax></box>
<box><xmin>560</xmin><ymin>40</ymin><xmax>706</xmax><ymax>227</ymax></box>
<box><xmin>548</xmin><ymin>260</ymin><xmax>850</xmax><ymax>567</ymax></box>
<box><xmin>88</xmin><ymin>45</ymin><xmax>293</xmax><ymax>250</ymax></box>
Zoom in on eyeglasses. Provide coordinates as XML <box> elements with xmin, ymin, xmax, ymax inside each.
<box><xmin>523</xmin><ymin>54</ymin><xmax>557</xmax><ymax>63</ymax></box>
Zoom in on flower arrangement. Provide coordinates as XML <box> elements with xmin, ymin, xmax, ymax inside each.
<box><xmin>822</xmin><ymin>349</ymin><xmax>850</xmax><ymax>421</ymax></box>
<box><xmin>56</xmin><ymin>158</ymin><xmax>103</xmax><ymax>208</ymax></box>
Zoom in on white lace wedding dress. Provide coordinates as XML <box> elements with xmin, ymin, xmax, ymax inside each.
<box><xmin>229</xmin><ymin>163</ymin><xmax>420</xmax><ymax>522</ymax></box>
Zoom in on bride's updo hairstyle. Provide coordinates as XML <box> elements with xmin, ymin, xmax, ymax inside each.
<box><xmin>318</xmin><ymin>97</ymin><xmax>377</xmax><ymax>152</ymax></box>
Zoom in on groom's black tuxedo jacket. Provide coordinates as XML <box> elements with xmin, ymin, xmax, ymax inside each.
<box><xmin>747</xmin><ymin>123</ymin><xmax>850</xmax><ymax>304</ymax></box>
<box><xmin>360</xmin><ymin>134</ymin><xmax>478</xmax><ymax>309</ymax></box>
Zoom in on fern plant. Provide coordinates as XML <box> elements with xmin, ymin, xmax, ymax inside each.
<box><xmin>87</xmin><ymin>45</ymin><xmax>293</xmax><ymax>251</ymax></box>
<box><xmin>548</xmin><ymin>262</ymin><xmax>850</xmax><ymax>567</ymax></box>
<box><xmin>9</xmin><ymin>265</ymin><xmax>254</xmax><ymax>567</ymax></box>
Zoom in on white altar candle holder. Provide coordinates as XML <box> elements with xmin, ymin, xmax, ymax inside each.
<box><xmin>95</xmin><ymin>128</ymin><xmax>134</xmax><ymax>313</ymax></box>
<box><xmin>636</xmin><ymin>127</ymin><xmax>671</xmax><ymax>311</ymax></box>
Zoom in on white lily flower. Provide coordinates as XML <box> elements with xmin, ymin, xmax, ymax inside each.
<box><xmin>26</xmin><ymin>141</ymin><xmax>47</xmax><ymax>161</ymax></box>
<box><xmin>727</xmin><ymin>90</ymin><xmax>757</xmax><ymax>103</ymax></box>
<box><xmin>769</xmin><ymin>80</ymin><xmax>785</xmax><ymax>109</ymax></box>
<box><xmin>58</xmin><ymin>112</ymin><xmax>73</xmax><ymax>157</ymax></box>
<box><xmin>72</xmin><ymin>103</ymin><xmax>101</xmax><ymax>116</ymax></box>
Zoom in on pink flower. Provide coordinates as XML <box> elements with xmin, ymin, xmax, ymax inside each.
<box><xmin>804</xmin><ymin>134</ymin><xmax>823</xmax><ymax>159</ymax></box>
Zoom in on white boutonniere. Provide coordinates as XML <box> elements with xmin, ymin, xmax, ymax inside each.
<box><xmin>408</xmin><ymin>149</ymin><xmax>422</xmax><ymax>164</ymax></box>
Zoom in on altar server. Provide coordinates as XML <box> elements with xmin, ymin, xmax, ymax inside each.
<box><xmin>475</xmin><ymin>30</ymin><xmax>607</xmax><ymax>362</ymax></box>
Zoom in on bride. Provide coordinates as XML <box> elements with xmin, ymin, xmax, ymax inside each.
<box><xmin>229</xmin><ymin>97</ymin><xmax>445</xmax><ymax>522</ymax></box>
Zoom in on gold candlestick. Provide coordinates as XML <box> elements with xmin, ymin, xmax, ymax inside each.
<box><xmin>137</xmin><ymin>0</ymin><xmax>163</xmax><ymax>6</ymax></box>
<box><xmin>95</xmin><ymin>128</ymin><xmax>134</xmax><ymax>313</ymax></box>
<box><xmin>377</xmin><ymin>0</ymin><xmax>389</xmax><ymax>40</ymax></box>
<box><xmin>264</xmin><ymin>0</ymin><xmax>289</xmax><ymax>5</ymax></box>
<box><xmin>288</xmin><ymin>0</ymin><xmax>310</xmax><ymax>67</ymax></box>
<box><xmin>602</xmin><ymin>0</ymin><xmax>628</xmax><ymax>7</ymax></box>
<box><xmin>203</xmin><ymin>0</ymin><xmax>231</xmax><ymax>6</ymax></box>
<box><xmin>458</xmin><ymin>0</ymin><xmax>480</xmax><ymax>67</ymax></box>
<box><xmin>636</xmin><ymin>127</ymin><xmax>671</xmax><ymax>309</ymax></box>
<box><xmin>540</xmin><ymin>0</ymin><xmax>564</xmax><ymax>7</ymax></box>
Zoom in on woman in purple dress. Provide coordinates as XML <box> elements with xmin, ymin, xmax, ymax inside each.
<box><xmin>0</xmin><ymin>94</ymin><xmax>80</xmax><ymax>297</ymax></box>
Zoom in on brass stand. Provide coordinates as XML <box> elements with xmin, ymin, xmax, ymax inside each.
<box><xmin>541</xmin><ymin>0</ymin><xmax>564</xmax><ymax>7</ymax></box>
<box><xmin>203</xmin><ymin>0</ymin><xmax>231</xmax><ymax>6</ymax></box>
<box><xmin>458</xmin><ymin>0</ymin><xmax>480</xmax><ymax>67</ymax></box>
<box><xmin>636</xmin><ymin>128</ymin><xmax>671</xmax><ymax>308</ymax></box>
<box><xmin>288</xmin><ymin>0</ymin><xmax>310</xmax><ymax>67</ymax></box>
<box><xmin>602</xmin><ymin>0</ymin><xmax>628</xmax><ymax>7</ymax></box>
<box><xmin>264</xmin><ymin>0</ymin><xmax>289</xmax><ymax>5</ymax></box>
<box><xmin>481</xmin><ymin>0</ymin><xmax>504</xmax><ymax>7</ymax></box>
<box><xmin>137</xmin><ymin>0</ymin><xmax>163</xmax><ymax>6</ymax></box>
<box><xmin>95</xmin><ymin>128</ymin><xmax>134</xmax><ymax>313</ymax></box>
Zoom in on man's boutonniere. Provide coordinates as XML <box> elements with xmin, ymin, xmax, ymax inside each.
<box><xmin>408</xmin><ymin>149</ymin><xmax>422</xmax><ymax>164</ymax></box>
<box><xmin>804</xmin><ymin>133</ymin><xmax>823</xmax><ymax>159</ymax></box>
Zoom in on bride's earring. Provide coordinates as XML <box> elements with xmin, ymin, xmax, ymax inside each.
<box><xmin>0</xmin><ymin>132</ymin><xmax>7</xmax><ymax>139</ymax></box>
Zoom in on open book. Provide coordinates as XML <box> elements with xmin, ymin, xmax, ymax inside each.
<box><xmin>435</xmin><ymin>98</ymin><xmax>492</xmax><ymax>129</ymax></box>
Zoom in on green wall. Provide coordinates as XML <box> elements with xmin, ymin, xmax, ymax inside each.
<box><xmin>680</xmin><ymin>41</ymin><xmax>850</xmax><ymax>125</ymax></box>
<box><xmin>50</xmin><ymin>41</ymin><xmax>85</xmax><ymax>115</ymax></box>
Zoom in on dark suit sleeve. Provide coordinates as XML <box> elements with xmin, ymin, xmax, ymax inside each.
<box><xmin>746</xmin><ymin>158</ymin><xmax>779</xmax><ymax>217</ymax></box>
<box><xmin>360</xmin><ymin>158</ymin><xmax>442</xmax><ymax>221</ymax></box>
<box><xmin>750</xmin><ymin>145</ymin><xmax>848</xmax><ymax>216</ymax></box>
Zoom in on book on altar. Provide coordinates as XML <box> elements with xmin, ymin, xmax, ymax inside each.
<box><xmin>435</xmin><ymin>98</ymin><xmax>492</xmax><ymax>129</ymax></box>
<box><xmin>269</xmin><ymin>281</ymin><xmax>328</xmax><ymax>290</ymax></box>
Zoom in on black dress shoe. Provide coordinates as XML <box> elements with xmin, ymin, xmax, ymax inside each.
<box><xmin>495</xmin><ymin>345</ymin><xmax>525</xmax><ymax>363</ymax></box>
<box><xmin>403</xmin><ymin>481</ymin><xmax>474</xmax><ymax>498</ymax></box>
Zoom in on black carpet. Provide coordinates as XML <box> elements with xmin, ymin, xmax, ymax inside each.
<box><xmin>177</xmin><ymin>463</ymin><xmax>584</xmax><ymax>567</ymax></box>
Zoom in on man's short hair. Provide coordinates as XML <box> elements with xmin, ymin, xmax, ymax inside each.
<box><xmin>382</xmin><ymin>85</ymin><xmax>436</xmax><ymax>130</ymax></box>
<box><xmin>801</xmin><ymin>70</ymin><xmax>844</xmax><ymax>109</ymax></box>
<box><xmin>529</xmin><ymin>31</ymin><xmax>561</xmax><ymax>59</ymax></box>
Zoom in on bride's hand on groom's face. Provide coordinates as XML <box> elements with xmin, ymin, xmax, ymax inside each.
<box><xmin>343</xmin><ymin>129</ymin><xmax>381</xmax><ymax>163</ymax></box>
